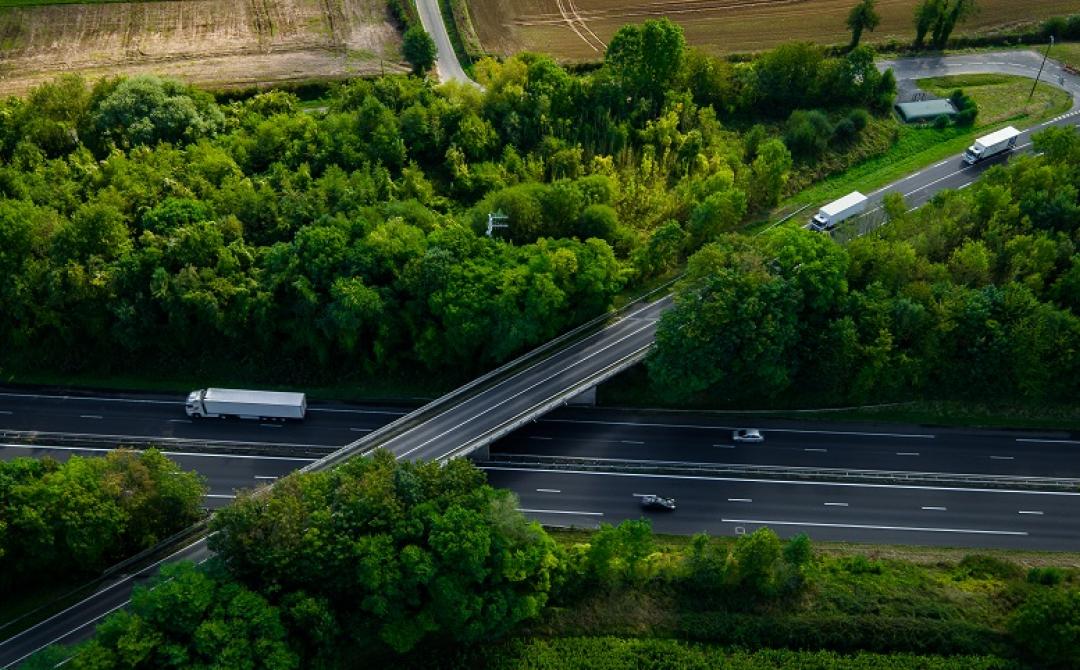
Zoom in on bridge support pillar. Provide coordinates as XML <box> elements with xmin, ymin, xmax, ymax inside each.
<box><xmin>566</xmin><ymin>386</ymin><xmax>597</xmax><ymax>406</ymax></box>
<box><xmin>468</xmin><ymin>443</ymin><xmax>491</xmax><ymax>462</ymax></box>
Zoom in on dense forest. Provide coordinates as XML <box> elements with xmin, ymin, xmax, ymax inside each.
<box><xmin>0</xmin><ymin>450</ymin><xmax>205</xmax><ymax>595</ymax></box>
<box><xmin>0</xmin><ymin>20</ymin><xmax>894</xmax><ymax>385</ymax></box>
<box><xmin>28</xmin><ymin>452</ymin><xmax>1080</xmax><ymax>669</ymax></box>
<box><xmin>649</xmin><ymin>127</ymin><xmax>1080</xmax><ymax>405</ymax></box>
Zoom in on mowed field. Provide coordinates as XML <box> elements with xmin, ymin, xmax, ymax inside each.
<box><xmin>0</xmin><ymin>0</ymin><xmax>404</xmax><ymax>96</ymax></box>
<box><xmin>468</xmin><ymin>0</ymin><xmax>1078</xmax><ymax>61</ymax></box>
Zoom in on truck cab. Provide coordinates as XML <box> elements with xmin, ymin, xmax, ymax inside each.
<box><xmin>185</xmin><ymin>390</ymin><xmax>206</xmax><ymax>417</ymax></box>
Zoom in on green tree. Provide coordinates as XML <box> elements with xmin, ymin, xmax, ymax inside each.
<box><xmin>604</xmin><ymin>18</ymin><xmax>686</xmax><ymax>114</ymax></box>
<box><xmin>846</xmin><ymin>0</ymin><xmax>881</xmax><ymax>48</ymax></box>
<box><xmin>748</xmin><ymin>139</ymin><xmax>793</xmax><ymax>209</ymax></box>
<box><xmin>210</xmin><ymin>451</ymin><xmax>557</xmax><ymax>654</ymax></box>
<box><xmin>402</xmin><ymin>26</ymin><xmax>438</xmax><ymax>76</ymax></box>
<box><xmin>1009</xmin><ymin>588</ymin><xmax>1080</xmax><ymax>668</ymax></box>
<box><xmin>731</xmin><ymin>528</ymin><xmax>783</xmax><ymax>597</ymax></box>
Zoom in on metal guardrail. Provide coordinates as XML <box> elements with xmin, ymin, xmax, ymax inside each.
<box><xmin>481</xmin><ymin>454</ymin><xmax>1080</xmax><ymax>491</ymax></box>
<box><xmin>301</xmin><ymin>276</ymin><xmax>681</xmax><ymax>473</ymax></box>
<box><xmin>0</xmin><ymin>430</ymin><xmax>336</xmax><ymax>458</ymax></box>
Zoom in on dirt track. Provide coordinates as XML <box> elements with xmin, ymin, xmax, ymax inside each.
<box><xmin>0</xmin><ymin>0</ymin><xmax>405</xmax><ymax>96</ymax></box>
<box><xmin>469</xmin><ymin>0</ymin><xmax>1077</xmax><ymax>61</ymax></box>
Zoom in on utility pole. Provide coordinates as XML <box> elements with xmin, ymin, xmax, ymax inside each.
<box><xmin>485</xmin><ymin>210</ymin><xmax>509</xmax><ymax>238</ymax></box>
<box><xmin>1029</xmin><ymin>36</ymin><xmax>1054</xmax><ymax>101</ymax></box>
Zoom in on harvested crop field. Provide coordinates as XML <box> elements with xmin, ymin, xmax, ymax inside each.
<box><xmin>0</xmin><ymin>0</ymin><xmax>405</xmax><ymax>96</ymax></box>
<box><xmin>468</xmin><ymin>0</ymin><xmax>1077</xmax><ymax>61</ymax></box>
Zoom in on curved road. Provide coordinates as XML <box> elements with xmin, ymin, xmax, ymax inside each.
<box><xmin>413</xmin><ymin>0</ymin><xmax>475</xmax><ymax>85</ymax></box>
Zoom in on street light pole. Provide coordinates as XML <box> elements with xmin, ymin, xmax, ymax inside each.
<box><xmin>1029</xmin><ymin>36</ymin><xmax>1055</xmax><ymax>101</ymax></box>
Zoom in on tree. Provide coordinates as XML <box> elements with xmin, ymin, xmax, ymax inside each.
<box><xmin>66</xmin><ymin>562</ymin><xmax>298</xmax><ymax>670</ymax></box>
<box><xmin>749</xmin><ymin>139</ymin><xmax>793</xmax><ymax>209</ymax></box>
<box><xmin>604</xmin><ymin>18</ymin><xmax>686</xmax><ymax>114</ymax></box>
<box><xmin>1010</xmin><ymin>588</ymin><xmax>1080</xmax><ymax>668</ymax></box>
<box><xmin>914</xmin><ymin>0</ymin><xmax>943</xmax><ymax>48</ymax></box>
<box><xmin>210</xmin><ymin>451</ymin><xmax>558</xmax><ymax>654</ymax></box>
<box><xmin>783</xmin><ymin>109</ymin><xmax>833</xmax><ymax>161</ymax></box>
<box><xmin>402</xmin><ymin>26</ymin><xmax>437</xmax><ymax>76</ymax></box>
<box><xmin>846</xmin><ymin>0</ymin><xmax>881</xmax><ymax>48</ymax></box>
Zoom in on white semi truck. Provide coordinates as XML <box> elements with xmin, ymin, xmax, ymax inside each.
<box><xmin>809</xmin><ymin>191</ymin><xmax>868</xmax><ymax>231</ymax></box>
<box><xmin>963</xmin><ymin>126</ymin><xmax>1020</xmax><ymax>165</ymax></box>
<box><xmin>185</xmin><ymin>388</ymin><xmax>307</xmax><ymax>420</ymax></box>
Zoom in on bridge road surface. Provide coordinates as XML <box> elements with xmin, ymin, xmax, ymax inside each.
<box><xmin>371</xmin><ymin>297</ymin><xmax>669</xmax><ymax>462</ymax></box>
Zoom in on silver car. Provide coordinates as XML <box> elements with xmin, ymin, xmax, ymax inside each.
<box><xmin>733</xmin><ymin>429</ymin><xmax>764</xmax><ymax>443</ymax></box>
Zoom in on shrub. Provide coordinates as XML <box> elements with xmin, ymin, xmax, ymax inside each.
<box><xmin>1028</xmin><ymin>567</ymin><xmax>1067</xmax><ymax>586</ymax></box>
<box><xmin>1009</xmin><ymin>588</ymin><xmax>1080</xmax><ymax>668</ymax></box>
<box><xmin>783</xmin><ymin>109</ymin><xmax>833</xmax><ymax>161</ymax></box>
<box><xmin>848</xmin><ymin>108</ymin><xmax>870</xmax><ymax>132</ymax></box>
<box><xmin>933</xmin><ymin>114</ymin><xmax>952</xmax><ymax>129</ymax></box>
<box><xmin>832</xmin><ymin>117</ymin><xmax>859</xmax><ymax>144</ymax></box>
<box><xmin>955</xmin><ymin>554</ymin><xmax>1022</xmax><ymax>581</ymax></box>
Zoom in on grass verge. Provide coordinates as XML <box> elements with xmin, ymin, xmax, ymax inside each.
<box><xmin>1052</xmin><ymin>41</ymin><xmax>1080</xmax><ymax>70</ymax></box>
<box><xmin>781</xmin><ymin>74</ymin><xmax>1072</xmax><ymax>210</ymax></box>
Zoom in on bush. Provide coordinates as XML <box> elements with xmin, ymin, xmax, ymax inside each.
<box><xmin>832</xmin><ymin>117</ymin><xmax>859</xmax><ymax>144</ymax></box>
<box><xmin>933</xmin><ymin>114</ymin><xmax>952</xmax><ymax>129</ymax></box>
<box><xmin>783</xmin><ymin>109</ymin><xmax>833</xmax><ymax>161</ymax></box>
<box><xmin>1028</xmin><ymin>567</ymin><xmax>1068</xmax><ymax>586</ymax></box>
<box><xmin>840</xmin><ymin>555</ymin><xmax>883</xmax><ymax>575</ymax></box>
<box><xmin>848</xmin><ymin>108</ymin><xmax>870</xmax><ymax>132</ymax></box>
<box><xmin>955</xmin><ymin>554</ymin><xmax>1022</xmax><ymax>581</ymax></box>
<box><xmin>1010</xmin><ymin>588</ymin><xmax>1080</xmax><ymax>668</ymax></box>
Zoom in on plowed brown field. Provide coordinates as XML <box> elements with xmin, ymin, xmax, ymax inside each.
<box><xmin>469</xmin><ymin>0</ymin><xmax>1076</xmax><ymax>61</ymax></box>
<box><xmin>0</xmin><ymin>0</ymin><xmax>404</xmax><ymax>96</ymax></box>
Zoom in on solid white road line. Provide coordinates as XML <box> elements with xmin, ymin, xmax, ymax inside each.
<box><xmin>536</xmin><ymin>488</ymin><xmax>561</xmax><ymax>493</ymax></box>
<box><xmin>253</xmin><ymin>476</ymin><xmax>278</xmax><ymax>480</ymax></box>
<box><xmin>0</xmin><ymin>443</ymin><xmax>318</xmax><ymax>462</ymax></box>
<box><xmin>544</xmin><ymin>419</ymin><xmax>934</xmax><ymax>439</ymax></box>
<box><xmin>204</xmin><ymin>494</ymin><xmax>236</xmax><ymax>499</ymax></box>
<box><xmin>721</xmin><ymin>518</ymin><xmax>1027</xmax><ymax>536</ymax></box>
<box><xmin>479</xmin><ymin>466</ymin><xmax>1080</xmax><ymax>496</ymax></box>
<box><xmin>824</xmin><ymin>502</ymin><xmax>849</xmax><ymax>507</ymax></box>
<box><xmin>517</xmin><ymin>508</ymin><xmax>603</xmax><ymax>516</ymax></box>
<box><xmin>1018</xmin><ymin>510</ymin><xmax>1044</xmax><ymax>515</ymax></box>
<box><xmin>396</xmin><ymin>320</ymin><xmax>657</xmax><ymax>459</ymax></box>
<box><xmin>0</xmin><ymin>391</ymin><xmax>181</xmax><ymax>405</ymax></box>
<box><xmin>1016</xmin><ymin>438</ymin><xmax>1080</xmax><ymax>445</ymax></box>
<box><xmin>921</xmin><ymin>506</ymin><xmax>947</xmax><ymax>511</ymax></box>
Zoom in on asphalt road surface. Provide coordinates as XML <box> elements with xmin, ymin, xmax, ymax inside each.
<box><xmin>3</xmin><ymin>390</ymin><xmax>1076</xmax><ymax>479</ymax></box>
<box><xmin>414</xmin><ymin>0</ymin><xmax>474</xmax><ymax>85</ymax></box>
<box><xmin>863</xmin><ymin>50</ymin><xmax>1080</xmax><ymax>213</ymax></box>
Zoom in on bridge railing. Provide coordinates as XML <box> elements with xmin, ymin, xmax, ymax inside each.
<box><xmin>300</xmin><ymin>275</ymin><xmax>682</xmax><ymax>473</ymax></box>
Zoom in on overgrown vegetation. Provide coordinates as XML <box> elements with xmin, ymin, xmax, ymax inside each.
<box><xmin>0</xmin><ymin>450</ymin><xmax>205</xmax><ymax>603</ymax></box>
<box><xmin>28</xmin><ymin>455</ymin><xmax>1080</xmax><ymax>669</ymax></box>
<box><xmin>647</xmin><ymin>127</ymin><xmax>1080</xmax><ymax>407</ymax></box>
<box><xmin>0</xmin><ymin>21</ymin><xmax>895</xmax><ymax>389</ymax></box>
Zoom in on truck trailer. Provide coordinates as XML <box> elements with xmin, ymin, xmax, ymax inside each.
<box><xmin>809</xmin><ymin>191</ymin><xmax>868</xmax><ymax>231</ymax></box>
<box><xmin>963</xmin><ymin>126</ymin><xmax>1020</xmax><ymax>165</ymax></box>
<box><xmin>185</xmin><ymin>388</ymin><xmax>307</xmax><ymax>420</ymax></box>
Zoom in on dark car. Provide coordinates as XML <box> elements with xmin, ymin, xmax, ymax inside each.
<box><xmin>639</xmin><ymin>494</ymin><xmax>676</xmax><ymax>511</ymax></box>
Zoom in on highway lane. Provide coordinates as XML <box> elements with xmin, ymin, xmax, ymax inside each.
<box><xmin>491</xmin><ymin>411</ymin><xmax>1080</xmax><ymax>478</ymax></box>
<box><xmin>0</xmin><ymin>389</ymin><xmax>405</xmax><ymax>447</ymax></box>
<box><xmin>486</xmin><ymin>467</ymin><xmax>1080</xmax><ymax>551</ymax></box>
<box><xmin>3</xmin><ymin>389</ymin><xmax>1078</xmax><ymax>479</ymax></box>
<box><xmin>3</xmin><ymin>441</ymin><xmax>1077</xmax><ymax>552</ymax></box>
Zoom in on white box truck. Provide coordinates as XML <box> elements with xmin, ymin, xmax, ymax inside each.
<box><xmin>963</xmin><ymin>126</ymin><xmax>1020</xmax><ymax>165</ymax></box>
<box><xmin>809</xmin><ymin>191</ymin><xmax>868</xmax><ymax>231</ymax></box>
<box><xmin>185</xmin><ymin>388</ymin><xmax>307</xmax><ymax>420</ymax></box>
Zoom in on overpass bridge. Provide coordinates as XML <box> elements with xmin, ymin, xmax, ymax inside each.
<box><xmin>302</xmin><ymin>292</ymin><xmax>671</xmax><ymax>471</ymax></box>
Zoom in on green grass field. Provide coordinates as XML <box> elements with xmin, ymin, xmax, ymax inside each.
<box><xmin>1053</xmin><ymin>41</ymin><xmax>1080</xmax><ymax>70</ymax></box>
<box><xmin>782</xmin><ymin>74</ymin><xmax>1073</xmax><ymax>209</ymax></box>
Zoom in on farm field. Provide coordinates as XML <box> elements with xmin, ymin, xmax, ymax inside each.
<box><xmin>0</xmin><ymin>0</ymin><xmax>404</xmax><ymax>96</ymax></box>
<box><xmin>467</xmin><ymin>0</ymin><xmax>1077</xmax><ymax>61</ymax></box>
